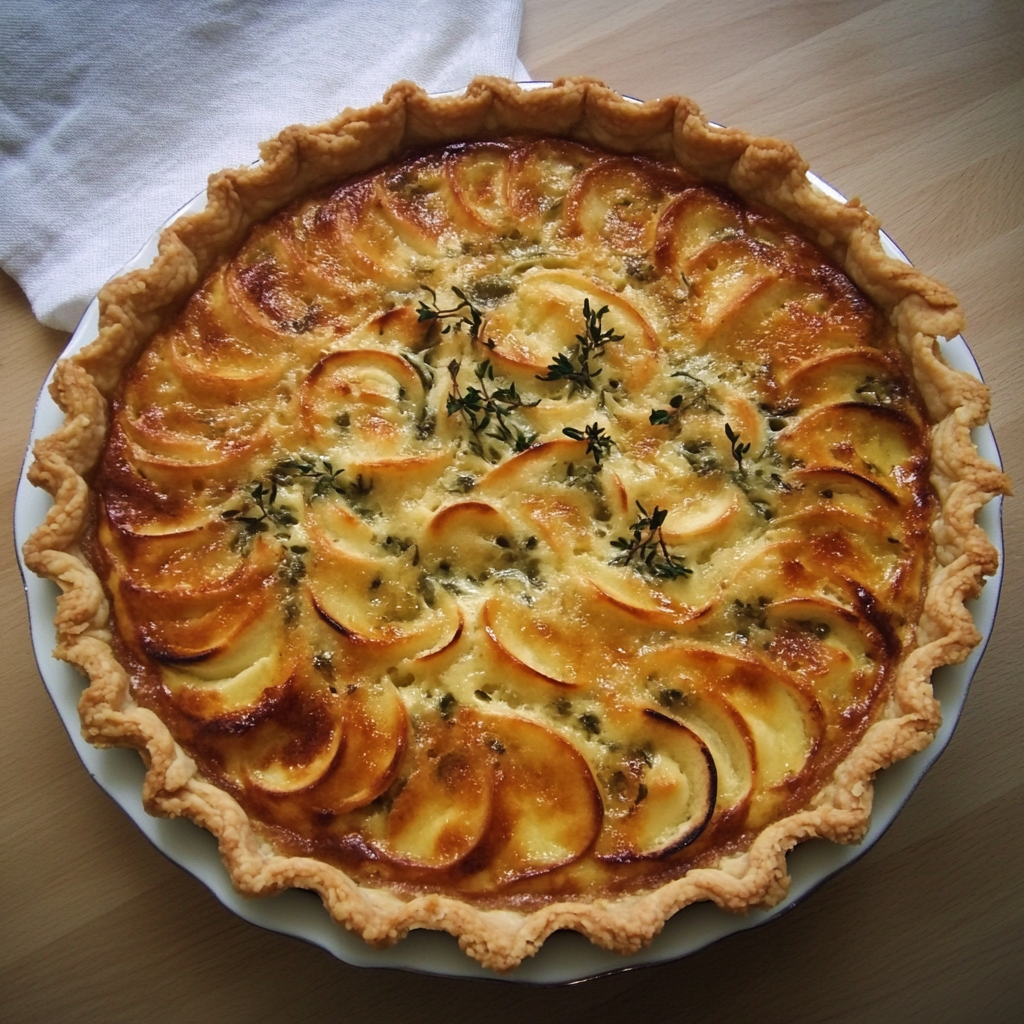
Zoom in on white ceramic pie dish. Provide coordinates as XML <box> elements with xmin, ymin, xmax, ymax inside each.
<box><xmin>13</xmin><ymin>88</ymin><xmax>1005</xmax><ymax>983</ymax></box>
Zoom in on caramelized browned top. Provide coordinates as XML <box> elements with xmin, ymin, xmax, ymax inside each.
<box><xmin>93</xmin><ymin>138</ymin><xmax>934</xmax><ymax>903</ymax></box>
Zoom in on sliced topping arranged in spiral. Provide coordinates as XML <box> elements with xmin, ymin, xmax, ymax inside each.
<box><xmin>93</xmin><ymin>138</ymin><xmax>934</xmax><ymax>900</ymax></box>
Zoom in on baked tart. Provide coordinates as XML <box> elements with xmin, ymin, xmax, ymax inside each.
<box><xmin>23</xmin><ymin>78</ymin><xmax>1009</xmax><ymax>972</ymax></box>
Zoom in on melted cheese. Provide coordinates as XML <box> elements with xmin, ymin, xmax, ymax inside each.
<box><xmin>94</xmin><ymin>139</ymin><xmax>934</xmax><ymax>901</ymax></box>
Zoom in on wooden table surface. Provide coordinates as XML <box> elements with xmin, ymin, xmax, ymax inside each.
<box><xmin>2</xmin><ymin>1</ymin><xmax>1021</xmax><ymax>1020</ymax></box>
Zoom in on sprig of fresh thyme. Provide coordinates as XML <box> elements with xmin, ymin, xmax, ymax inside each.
<box><xmin>222</xmin><ymin>455</ymin><xmax>372</xmax><ymax>542</ymax></box>
<box><xmin>537</xmin><ymin>299</ymin><xmax>623</xmax><ymax>393</ymax></box>
<box><xmin>562</xmin><ymin>422</ymin><xmax>615</xmax><ymax>467</ymax></box>
<box><xmin>416</xmin><ymin>286</ymin><xmax>483</xmax><ymax>339</ymax></box>
<box><xmin>610</xmin><ymin>501</ymin><xmax>692</xmax><ymax>580</ymax></box>
<box><xmin>270</xmin><ymin>456</ymin><xmax>350</xmax><ymax>500</ymax></box>
<box><xmin>221</xmin><ymin>478</ymin><xmax>298</xmax><ymax>537</ymax></box>
<box><xmin>447</xmin><ymin>359</ymin><xmax>538</xmax><ymax>456</ymax></box>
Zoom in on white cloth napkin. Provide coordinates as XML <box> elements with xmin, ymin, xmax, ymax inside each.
<box><xmin>0</xmin><ymin>0</ymin><xmax>529</xmax><ymax>332</ymax></box>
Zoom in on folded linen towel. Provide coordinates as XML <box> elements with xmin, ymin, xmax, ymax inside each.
<box><xmin>0</xmin><ymin>0</ymin><xmax>528</xmax><ymax>331</ymax></box>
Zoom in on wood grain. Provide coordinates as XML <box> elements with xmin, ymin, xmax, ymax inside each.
<box><xmin>2</xmin><ymin>2</ymin><xmax>1021</xmax><ymax>1020</ymax></box>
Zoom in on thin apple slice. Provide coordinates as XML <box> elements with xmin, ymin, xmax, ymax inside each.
<box><xmin>335</xmin><ymin>304</ymin><xmax>431</xmax><ymax>353</ymax></box>
<box><xmin>477</xmin><ymin>435</ymin><xmax>583</xmax><ymax>489</ymax></box>
<box><xmin>782</xmin><ymin>466</ymin><xmax>901</xmax><ymax>526</ymax></box>
<box><xmin>514</xmin><ymin>391</ymin><xmax>603</xmax><ymax>439</ymax></box>
<box><xmin>339</xmin><ymin>451</ymin><xmax>450</xmax><ymax>512</ymax></box>
<box><xmin>120</xmin><ymin>368</ymin><xmax>275</xmax><ymax>460</ymax></box>
<box><xmin>202</xmin><ymin>680</ymin><xmax>340</xmax><ymax>795</ymax></box>
<box><xmin>116</xmin><ymin>350</ymin><xmax>273</xmax><ymax>467</ymax></box>
<box><xmin>761</xmin><ymin>596</ymin><xmax>888</xmax><ymax>713</ymax></box>
<box><xmin>713</xmin><ymin>661</ymin><xmax>825</xmax><ymax>828</ymax></box>
<box><xmin>637</xmin><ymin>645</ymin><xmax>757</xmax><ymax>817</ymax></box>
<box><xmin>506</xmin><ymin>138</ymin><xmax>598</xmax><ymax>224</ymax></box>
<box><xmin>477</xmin><ymin>438</ymin><xmax>627</xmax><ymax>555</ymax></box>
<box><xmin>642</xmin><ymin>644</ymin><xmax>822</xmax><ymax>827</ymax></box>
<box><xmin>612</xmin><ymin>442</ymin><xmax>743</xmax><ymax>548</ymax></box>
<box><xmin>654</xmin><ymin>187</ymin><xmax>745</xmax><ymax>271</ymax></box>
<box><xmin>161</xmin><ymin>614</ymin><xmax>295</xmax><ymax>719</ymax></box>
<box><xmin>706</xmin><ymin>275</ymin><xmax>836</xmax><ymax>371</ymax></box>
<box><xmin>768</xmin><ymin>506</ymin><xmax>917</xmax><ymax>603</ymax></box>
<box><xmin>96</xmin><ymin>443</ymin><xmax>239</xmax><ymax>537</ymax></box>
<box><xmin>663</xmin><ymin>697</ymin><xmax>753</xmax><ymax>819</ymax></box>
<box><xmin>230</xmin><ymin>215</ymin><xmax>326</xmax><ymax>333</ymax></box>
<box><xmin>299</xmin><ymin>347</ymin><xmax>430</xmax><ymax>464</ymax></box>
<box><xmin>516</xmin><ymin>492</ymin><xmax>599</xmax><ymax>558</ymax></box>
<box><xmin>98</xmin><ymin>512</ymin><xmax>249</xmax><ymax>591</ymax></box>
<box><xmin>222</xmin><ymin>252</ymin><xmax>315</xmax><ymax>339</ymax></box>
<box><xmin>99</xmin><ymin>490</ymin><xmax>223</xmax><ymax>539</ymax></box>
<box><xmin>481</xmin><ymin>578</ymin><xmax>648</xmax><ymax>694</ymax></box>
<box><xmin>164</xmin><ymin>603</ymin><xmax>282</xmax><ymax>682</ymax></box>
<box><xmin>304</xmin><ymin>496</ymin><xmax>378</xmax><ymax>559</ymax></box>
<box><xmin>683</xmin><ymin>236</ymin><xmax>778</xmax><ymax>342</ymax></box>
<box><xmin>120</xmin><ymin>430</ymin><xmax>271</xmax><ymax>488</ymax></box>
<box><xmin>777</xmin><ymin>403</ymin><xmax>923</xmax><ymax>482</ymax></box>
<box><xmin>684</xmin><ymin>230</ymin><xmax>877</xmax><ymax>371</ymax></box>
<box><xmin>653</xmin><ymin>478</ymin><xmax>742</xmax><ymax>545</ymax></box>
<box><xmin>717</xmin><ymin>388</ymin><xmax>766</xmax><ymax>456</ymax></box>
<box><xmin>594</xmin><ymin>709</ymin><xmax>716</xmax><ymax>861</ymax></box>
<box><xmin>780</xmin><ymin>348</ymin><xmax>911</xmax><ymax>411</ymax></box>
<box><xmin>303</xmin><ymin>677</ymin><xmax>407</xmax><ymax>813</ymax></box>
<box><xmin>313</xmin><ymin>177</ymin><xmax>423</xmax><ymax>288</ymax></box>
<box><xmin>482</xmin><ymin>596</ymin><xmax>585</xmax><ymax>689</ymax></box>
<box><xmin>443</xmin><ymin>141</ymin><xmax>518</xmax><ymax>232</ymax></box>
<box><xmin>116</xmin><ymin>567</ymin><xmax>274</xmax><ymax>666</ymax></box>
<box><xmin>481</xmin><ymin>268</ymin><xmax>660</xmax><ymax>391</ymax></box>
<box><xmin>411</xmin><ymin>612</ymin><xmax>466</xmax><ymax>665</ymax></box>
<box><xmin>584</xmin><ymin>562</ymin><xmax>710</xmax><ymax>629</ymax></box>
<box><xmin>474</xmin><ymin>714</ymin><xmax>602</xmax><ymax>886</ymax></box>
<box><xmin>422</xmin><ymin>500</ymin><xmax>517</xmax><ymax>573</ymax></box>
<box><xmin>179</xmin><ymin>265</ymin><xmax>298</xmax><ymax>364</ymax></box>
<box><xmin>165</xmin><ymin>651</ymin><xmax>294</xmax><ymax>721</ymax></box>
<box><xmin>378</xmin><ymin>152</ymin><xmax>461</xmax><ymax>252</ymax></box>
<box><xmin>307</xmin><ymin>543</ymin><xmax>461</xmax><ymax>659</ymax></box>
<box><xmin>251</xmin><ymin>208</ymin><xmax>379</xmax><ymax>331</ymax></box>
<box><xmin>727</xmin><ymin>537</ymin><xmax>861</xmax><ymax>609</ymax></box>
<box><xmin>376</xmin><ymin>709</ymin><xmax>496</xmax><ymax>869</ymax></box>
<box><xmin>479</xmin><ymin>582</ymin><xmax>636</xmax><ymax>690</ymax></box>
<box><xmin>562</xmin><ymin>156</ymin><xmax>692</xmax><ymax>253</ymax></box>
<box><xmin>244</xmin><ymin>697</ymin><xmax>345</xmax><ymax>795</ymax></box>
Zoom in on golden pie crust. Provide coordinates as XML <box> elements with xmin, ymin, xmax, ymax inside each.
<box><xmin>24</xmin><ymin>78</ymin><xmax>1009</xmax><ymax>971</ymax></box>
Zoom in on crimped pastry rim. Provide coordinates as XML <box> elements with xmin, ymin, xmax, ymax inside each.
<box><xmin>19</xmin><ymin>77</ymin><xmax>1010</xmax><ymax>977</ymax></box>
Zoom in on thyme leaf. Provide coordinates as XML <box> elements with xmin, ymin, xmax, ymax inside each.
<box><xmin>725</xmin><ymin>423</ymin><xmax>751</xmax><ymax>474</ymax></box>
<box><xmin>562</xmin><ymin>422</ymin><xmax>615</xmax><ymax>467</ymax></box>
